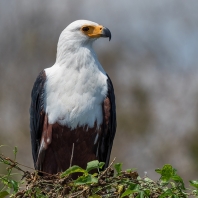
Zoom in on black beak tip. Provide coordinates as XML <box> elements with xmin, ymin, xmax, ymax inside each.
<box><xmin>103</xmin><ymin>27</ymin><xmax>111</xmax><ymax>41</ymax></box>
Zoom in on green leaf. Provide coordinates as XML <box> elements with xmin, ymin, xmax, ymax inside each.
<box><xmin>126</xmin><ymin>168</ymin><xmax>136</xmax><ymax>172</ymax></box>
<box><xmin>192</xmin><ymin>189</ymin><xmax>198</xmax><ymax>196</ymax></box>
<box><xmin>121</xmin><ymin>188</ymin><xmax>133</xmax><ymax>198</ymax></box>
<box><xmin>10</xmin><ymin>180</ymin><xmax>19</xmax><ymax>192</ymax></box>
<box><xmin>98</xmin><ymin>162</ymin><xmax>105</xmax><ymax>169</ymax></box>
<box><xmin>92</xmin><ymin>173</ymin><xmax>98</xmax><ymax>177</ymax></box>
<box><xmin>171</xmin><ymin>175</ymin><xmax>185</xmax><ymax>189</ymax></box>
<box><xmin>139</xmin><ymin>191</ymin><xmax>145</xmax><ymax>198</ymax></box>
<box><xmin>172</xmin><ymin>168</ymin><xmax>177</xmax><ymax>175</ymax></box>
<box><xmin>159</xmin><ymin>189</ymin><xmax>174</xmax><ymax>198</ymax></box>
<box><xmin>86</xmin><ymin>160</ymin><xmax>99</xmax><ymax>172</ymax></box>
<box><xmin>121</xmin><ymin>183</ymin><xmax>139</xmax><ymax>198</ymax></box>
<box><xmin>171</xmin><ymin>175</ymin><xmax>182</xmax><ymax>182</ymax></box>
<box><xmin>114</xmin><ymin>163</ymin><xmax>122</xmax><ymax>174</ymax></box>
<box><xmin>170</xmin><ymin>181</ymin><xmax>176</xmax><ymax>188</ymax></box>
<box><xmin>0</xmin><ymin>191</ymin><xmax>9</xmax><ymax>198</ymax></box>
<box><xmin>144</xmin><ymin>189</ymin><xmax>150</xmax><ymax>196</ymax></box>
<box><xmin>155</xmin><ymin>168</ymin><xmax>162</xmax><ymax>174</ymax></box>
<box><xmin>160</xmin><ymin>164</ymin><xmax>174</xmax><ymax>182</ymax></box>
<box><xmin>61</xmin><ymin>165</ymin><xmax>87</xmax><ymax>177</ymax></box>
<box><xmin>190</xmin><ymin>180</ymin><xmax>198</xmax><ymax>189</ymax></box>
<box><xmin>144</xmin><ymin>177</ymin><xmax>153</xmax><ymax>182</ymax></box>
<box><xmin>74</xmin><ymin>174</ymin><xmax>98</xmax><ymax>185</ymax></box>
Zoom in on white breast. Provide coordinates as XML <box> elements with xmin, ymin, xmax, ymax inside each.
<box><xmin>44</xmin><ymin>50</ymin><xmax>108</xmax><ymax>129</ymax></box>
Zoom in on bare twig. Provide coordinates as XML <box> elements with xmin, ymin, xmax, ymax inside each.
<box><xmin>98</xmin><ymin>157</ymin><xmax>116</xmax><ymax>180</ymax></box>
<box><xmin>70</xmin><ymin>143</ymin><xmax>74</xmax><ymax>167</ymax></box>
<box><xmin>0</xmin><ymin>154</ymin><xmax>25</xmax><ymax>173</ymax></box>
<box><xmin>0</xmin><ymin>153</ymin><xmax>57</xmax><ymax>178</ymax></box>
<box><xmin>17</xmin><ymin>162</ymin><xmax>57</xmax><ymax>177</ymax></box>
<box><xmin>69</xmin><ymin>186</ymin><xmax>89</xmax><ymax>198</ymax></box>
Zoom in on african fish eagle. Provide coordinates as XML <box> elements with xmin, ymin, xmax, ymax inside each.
<box><xmin>30</xmin><ymin>20</ymin><xmax>116</xmax><ymax>174</ymax></box>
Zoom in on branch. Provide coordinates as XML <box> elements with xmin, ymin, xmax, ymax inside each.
<box><xmin>98</xmin><ymin>157</ymin><xmax>116</xmax><ymax>180</ymax></box>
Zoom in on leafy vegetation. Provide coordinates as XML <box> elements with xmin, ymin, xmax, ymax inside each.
<box><xmin>1</xmin><ymin>147</ymin><xmax>198</xmax><ymax>197</ymax></box>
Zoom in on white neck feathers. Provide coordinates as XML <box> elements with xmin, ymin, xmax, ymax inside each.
<box><xmin>44</xmin><ymin>39</ymin><xmax>108</xmax><ymax>129</ymax></box>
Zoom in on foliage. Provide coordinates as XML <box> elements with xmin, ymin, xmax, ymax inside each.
<box><xmin>1</xmin><ymin>148</ymin><xmax>198</xmax><ymax>197</ymax></box>
<box><xmin>0</xmin><ymin>147</ymin><xmax>23</xmax><ymax>198</ymax></box>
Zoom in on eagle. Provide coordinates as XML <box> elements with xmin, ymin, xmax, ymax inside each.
<box><xmin>30</xmin><ymin>20</ymin><xmax>116</xmax><ymax>174</ymax></box>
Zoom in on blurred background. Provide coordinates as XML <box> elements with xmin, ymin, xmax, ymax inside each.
<box><xmin>1</xmin><ymin>0</ymin><xmax>198</xmax><ymax>184</ymax></box>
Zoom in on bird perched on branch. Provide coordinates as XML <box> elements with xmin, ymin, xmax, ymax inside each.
<box><xmin>30</xmin><ymin>20</ymin><xmax>116</xmax><ymax>174</ymax></box>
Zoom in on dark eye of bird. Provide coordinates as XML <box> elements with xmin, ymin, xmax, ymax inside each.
<box><xmin>82</xmin><ymin>27</ymin><xmax>89</xmax><ymax>32</ymax></box>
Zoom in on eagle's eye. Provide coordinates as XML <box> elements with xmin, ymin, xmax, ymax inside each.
<box><xmin>82</xmin><ymin>27</ymin><xmax>89</xmax><ymax>32</ymax></box>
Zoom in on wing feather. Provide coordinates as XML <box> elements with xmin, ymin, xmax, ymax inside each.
<box><xmin>30</xmin><ymin>70</ymin><xmax>46</xmax><ymax>168</ymax></box>
<box><xmin>100</xmin><ymin>74</ymin><xmax>116</xmax><ymax>168</ymax></box>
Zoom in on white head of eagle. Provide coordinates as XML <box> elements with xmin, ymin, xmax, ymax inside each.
<box><xmin>30</xmin><ymin>20</ymin><xmax>116</xmax><ymax>175</ymax></box>
<box><xmin>56</xmin><ymin>20</ymin><xmax>111</xmax><ymax>64</ymax></box>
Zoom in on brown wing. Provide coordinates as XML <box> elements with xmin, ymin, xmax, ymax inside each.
<box><xmin>99</xmin><ymin>74</ymin><xmax>116</xmax><ymax>168</ymax></box>
<box><xmin>30</xmin><ymin>70</ymin><xmax>46</xmax><ymax>168</ymax></box>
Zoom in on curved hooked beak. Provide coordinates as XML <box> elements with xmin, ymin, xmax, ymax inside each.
<box><xmin>101</xmin><ymin>27</ymin><xmax>111</xmax><ymax>41</ymax></box>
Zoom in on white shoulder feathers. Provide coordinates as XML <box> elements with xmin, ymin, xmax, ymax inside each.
<box><xmin>44</xmin><ymin>40</ymin><xmax>108</xmax><ymax>129</ymax></box>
